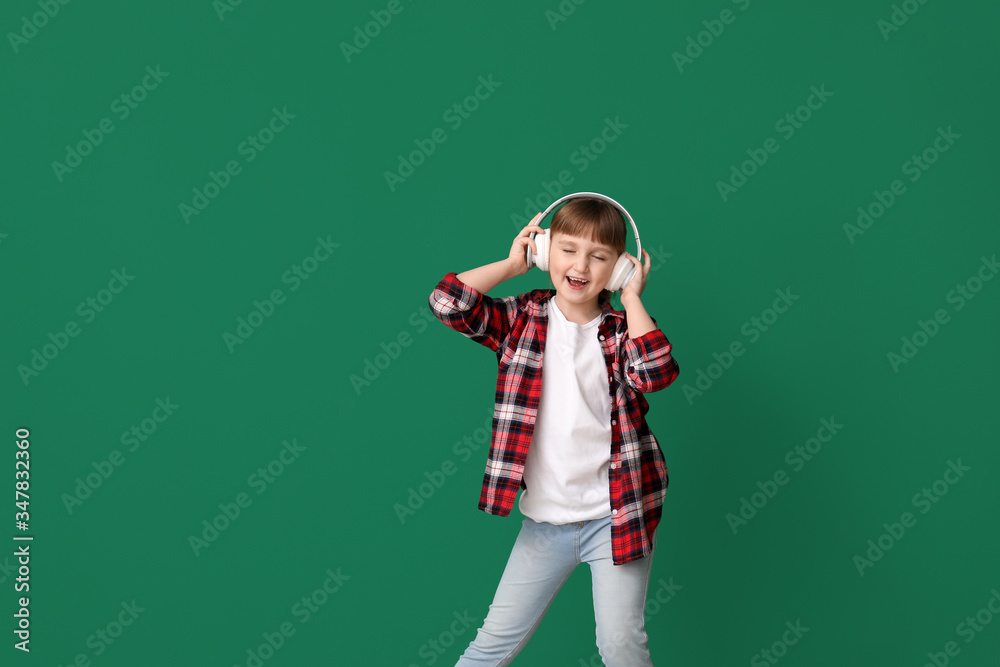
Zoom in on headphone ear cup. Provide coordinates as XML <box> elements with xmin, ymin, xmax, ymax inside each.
<box><xmin>605</xmin><ymin>253</ymin><xmax>635</xmax><ymax>292</ymax></box>
<box><xmin>533</xmin><ymin>232</ymin><xmax>550</xmax><ymax>271</ymax></box>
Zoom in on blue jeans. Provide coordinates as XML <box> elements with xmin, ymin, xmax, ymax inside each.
<box><xmin>455</xmin><ymin>515</ymin><xmax>656</xmax><ymax>666</ymax></box>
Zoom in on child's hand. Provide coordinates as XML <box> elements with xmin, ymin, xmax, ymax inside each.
<box><xmin>507</xmin><ymin>213</ymin><xmax>545</xmax><ymax>276</ymax></box>
<box><xmin>619</xmin><ymin>249</ymin><xmax>651</xmax><ymax>307</ymax></box>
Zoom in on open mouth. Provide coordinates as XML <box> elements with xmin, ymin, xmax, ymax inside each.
<box><xmin>566</xmin><ymin>276</ymin><xmax>589</xmax><ymax>290</ymax></box>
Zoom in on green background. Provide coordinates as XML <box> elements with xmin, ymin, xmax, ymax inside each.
<box><xmin>2</xmin><ymin>0</ymin><xmax>998</xmax><ymax>665</ymax></box>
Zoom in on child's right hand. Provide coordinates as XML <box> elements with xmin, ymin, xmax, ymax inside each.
<box><xmin>507</xmin><ymin>213</ymin><xmax>545</xmax><ymax>276</ymax></box>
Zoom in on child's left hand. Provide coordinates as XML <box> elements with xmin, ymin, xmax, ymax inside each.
<box><xmin>619</xmin><ymin>249</ymin><xmax>651</xmax><ymax>307</ymax></box>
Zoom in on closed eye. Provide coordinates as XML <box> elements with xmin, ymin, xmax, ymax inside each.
<box><xmin>562</xmin><ymin>249</ymin><xmax>606</xmax><ymax>260</ymax></box>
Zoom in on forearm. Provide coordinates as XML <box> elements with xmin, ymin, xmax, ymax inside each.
<box><xmin>620</xmin><ymin>297</ymin><xmax>678</xmax><ymax>393</ymax></box>
<box><xmin>621</xmin><ymin>294</ymin><xmax>656</xmax><ymax>339</ymax></box>
<box><xmin>456</xmin><ymin>259</ymin><xmax>519</xmax><ymax>295</ymax></box>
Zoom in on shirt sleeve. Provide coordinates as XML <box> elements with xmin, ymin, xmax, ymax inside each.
<box><xmin>620</xmin><ymin>318</ymin><xmax>680</xmax><ymax>393</ymax></box>
<box><xmin>428</xmin><ymin>272</ymin><xmax>522</xmax><ymax>354</ymax></box>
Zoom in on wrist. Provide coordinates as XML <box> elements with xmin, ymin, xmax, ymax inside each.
<box><xmin>502</xmin><ymin>257</ymin><xmax>521</xmax><ymax>279</ymax></box>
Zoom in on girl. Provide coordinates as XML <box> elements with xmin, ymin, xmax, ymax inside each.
<box><xmin>428</xmin><ymin>197</ymin><xmax>680</xmax><ymax>666</ymax></box>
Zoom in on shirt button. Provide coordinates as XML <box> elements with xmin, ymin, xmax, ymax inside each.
<box><xmin>599</xmin><ymin>334</ymin><xmax>605</xmax><ymax>340</ymax></box>
<box><xmin>611</xmin><ymin>509</ymin><xmax>618</xmax><ymax>516</ymax></box>
<box><xmin>610</xmin><ymin>462</ymin><xmax>616</xmax><ymax>469</ymax></box>
<box><xmin>611</xmin><ymin>419</ymin><xmax>617</xmax><ymax>425</ymax></box>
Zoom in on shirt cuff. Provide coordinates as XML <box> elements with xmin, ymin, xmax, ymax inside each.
<box><xmin>627</xmin><ymin>328</ymin><xmax>671</xmax><ymax>359</ymax></box>
<box><xmin>433</xmin><ymin>272</ymin><xmax>485</xmax><ymax>313</ymax></box>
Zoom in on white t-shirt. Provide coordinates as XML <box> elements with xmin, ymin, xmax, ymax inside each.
<box><xmin>518</xmin><ymin>297</ymin><xmax>613</xmax><ymax>524</ymax></box>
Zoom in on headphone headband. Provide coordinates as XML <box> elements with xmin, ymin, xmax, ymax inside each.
<box><xmin>534</xmin><ymin>191</ymin><xmax>641</xmax><ymax>261</ymax></box>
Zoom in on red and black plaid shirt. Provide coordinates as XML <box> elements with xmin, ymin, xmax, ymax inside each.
<box><xmin>429</xmin><ymin>272</ymin><xmax>680</xmax><ymax>565</ymax></box>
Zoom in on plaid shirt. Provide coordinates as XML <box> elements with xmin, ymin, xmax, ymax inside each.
<box><xmin>429</xmin><ymin>271</ymin><xmax>680</xmax><ymax>565</ymax></box>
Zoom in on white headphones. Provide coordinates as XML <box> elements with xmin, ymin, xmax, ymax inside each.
<box><xmin>525</xmin><ymin>191</ymin><xmax>642</xmax><ymax>292</ymax></box>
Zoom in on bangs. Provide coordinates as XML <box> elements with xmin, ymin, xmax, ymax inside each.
<box><xmin>550</xmin><ymin>198</ymin><xmax>627</xmax><ymax>253</ymax></box>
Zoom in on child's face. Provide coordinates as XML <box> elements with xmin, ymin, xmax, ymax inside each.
<box><xmin>548</xmin><ymin>231</ymin><xmax>618</xmax><ymax>309</ymax></box>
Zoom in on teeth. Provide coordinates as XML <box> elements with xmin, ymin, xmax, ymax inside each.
<box><xmin>568</xmin><ymin>277</ymin><xmax>588</xmax><ymax>283</ymax></box>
